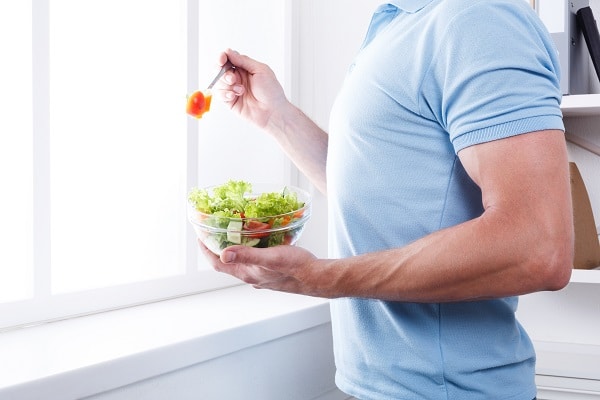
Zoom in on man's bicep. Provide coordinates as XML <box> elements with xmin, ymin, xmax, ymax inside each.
<box><xmin>457</xmin><ymin>130</ymin><xmax>570</xmax><ymax>211</ymax></box>
<box><xmin>456</xmin><ymin>130</ymin><xmax>574</xmax><ymax>290</ymax></box>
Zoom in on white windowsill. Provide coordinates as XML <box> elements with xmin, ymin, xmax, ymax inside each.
<box><xmin>3</xmin><ymin>286</ymin><xmax>598</xmax><ymax>399</ymax></box>
<box><xmin>0</xmin><ymin>285</ymin><xmax>331</xmax><ymax>400</ymax></box>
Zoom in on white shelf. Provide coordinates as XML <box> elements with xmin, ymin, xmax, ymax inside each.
<box><xmin>534</xmin><ymin>340</ymin><xmax>600</xmax><ymax>382</ymax></box>
<box><xmin>570</xmin><ymin>268</ymin><xmax>600</xmax><ymax>284</ymax></box>
<box><xmin>561</xmin><ymin>94</ymin><xmax>600</xmax><ymax>286</ymax></box>
<box><xmin>561</xmin><ymin>94</ymin><xmax>600</xmax><ymax>117</ymax></box>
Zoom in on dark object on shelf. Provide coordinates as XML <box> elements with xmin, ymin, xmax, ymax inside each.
<box><xmin>577</xmin><ymin>6</ymin><xmax>600</xmax><ymax>82</ymax></box>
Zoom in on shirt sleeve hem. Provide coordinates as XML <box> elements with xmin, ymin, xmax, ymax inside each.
<box><xmin>452</xmin><ymin>114</ymin><xmax>565</xmax><ymax>153</ymax></box>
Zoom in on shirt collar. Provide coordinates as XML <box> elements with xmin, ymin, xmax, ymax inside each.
<box><xmin>387</xmin><ymin>0</ymin><xmax>434</xmax><ymax>13</ymax></box>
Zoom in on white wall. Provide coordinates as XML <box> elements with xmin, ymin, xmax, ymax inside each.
<box><xmin>194</xmin><ymin>0</ymin><xmax>290</xmax><ymax>188</ymax></box>
<box><xmin>287</xmin><ymin>0</ymin><xmax>382</xmax><ymax>259</ymax></box>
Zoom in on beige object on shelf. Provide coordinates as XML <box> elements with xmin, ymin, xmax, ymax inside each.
<box><xmin>570</xmin><ymin>162</ymin><xmax>600</xmax><ymax>269</ymax></box>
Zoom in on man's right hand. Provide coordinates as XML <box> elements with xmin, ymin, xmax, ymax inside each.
<box><xmin>214</xmin><ymin>49</ymin><xmax>289</xmax><ymax>130</ymax></box>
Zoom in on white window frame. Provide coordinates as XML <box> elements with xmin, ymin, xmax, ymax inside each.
<box><xmin>0</xmin><ymin>0</ymin><xmax>267</xmax><ymax>331</ymax></box>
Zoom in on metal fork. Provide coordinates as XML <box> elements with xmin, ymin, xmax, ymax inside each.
<box><xmin>207</xmin><ymin>60</ymin><xmax>235</xmax><ymax>90</ymax></box>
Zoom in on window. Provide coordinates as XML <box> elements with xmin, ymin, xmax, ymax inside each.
<box><xmin>0</xmin><ymin>0</ymin><xmax>291</xmax><ymax>330</ymax></box>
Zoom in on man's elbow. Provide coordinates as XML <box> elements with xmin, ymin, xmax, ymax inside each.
<box><xmin>531</xmin><ymin>235</ymin><xmax>573</xmax><ymax>292</ymax></box>
<box><xmin>540</xmin><ymin>257</ymin><xmax>572</xmax><ymax>292</ymax></box>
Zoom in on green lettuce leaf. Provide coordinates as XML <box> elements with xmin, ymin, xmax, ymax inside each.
<box><xmin>188</xmin><ymin>180</ymin><xmax>303</xmax><ymax>218</ymax></box>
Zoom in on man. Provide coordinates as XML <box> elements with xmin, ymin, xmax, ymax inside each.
<box><xmin>202</xmin><ymin>0</ymin><xmax>574</xmax><ymax>398</ymax></box>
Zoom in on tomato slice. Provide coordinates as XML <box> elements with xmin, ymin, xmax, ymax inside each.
<box><xmin>244</xmin><ymin>220</ymin><xmax>271</xmax><ymax>238</ymax></box>
<box><xmin>186</xmin><ymin>90</ymin><xmax>212</xmax><ymax>118</ymax></box>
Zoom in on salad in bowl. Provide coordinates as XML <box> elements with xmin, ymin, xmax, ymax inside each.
<box><xmin>188</xmin><ymin>180</ymin><xmax>311</xmax><ymax>255</ymax></box>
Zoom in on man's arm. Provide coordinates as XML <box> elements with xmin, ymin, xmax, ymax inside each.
<box><xmin>317</xmin><ymin>129</ymin><xmax>574</xmax><ymax>301</ymax></box>
<box><xmin>216</xmin><ymin>49</ymin><xmax>328</xmax><ymax>195</ymax></box>
<box><xmin>208</xmin><ymin>129</ymin><xmax>574</xmax><ymax>302</ymax></box>
<box><xmin>266</xmin><ymin>102</ymin><xmax>328</xmax><ymax>195</ymax></box>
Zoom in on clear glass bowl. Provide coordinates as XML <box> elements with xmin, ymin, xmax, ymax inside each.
<box><xmin>188</xmin><ymin>184</ymin><xmax>312</xmax><ymax>256</ymax></box>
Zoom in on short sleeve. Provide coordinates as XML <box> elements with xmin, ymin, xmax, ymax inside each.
<box><xmin>419</xmin><ymin>1</ymin><xmax>564</xmax><ymax>152</ymax></box>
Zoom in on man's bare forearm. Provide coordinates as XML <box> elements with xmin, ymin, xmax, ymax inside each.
<box><xmin>319</xmin><ymin>207</ymin><xmax>572</xmax><ymax>302</ymax></box>
<box><xmin>266</xmin><ymin>102</ymin><xmax>328</xmax><ymax>195</ymax></box>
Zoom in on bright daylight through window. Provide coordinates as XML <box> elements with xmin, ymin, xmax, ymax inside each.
<box><xmin>0</xmin><ymin>0</ymin><xmax>288</xmax><ymax>331</ymax></box>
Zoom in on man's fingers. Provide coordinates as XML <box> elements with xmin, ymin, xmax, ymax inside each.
<box><xmin>220</xmin><ymin>245</ymin><xmax>288</xmax><ymax>269</ymax></box>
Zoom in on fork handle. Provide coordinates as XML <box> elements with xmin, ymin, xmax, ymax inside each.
<box><xmin>207</xmin><ymin>60</ymin><xmax>235</xmax><ymax>90</ymax></box>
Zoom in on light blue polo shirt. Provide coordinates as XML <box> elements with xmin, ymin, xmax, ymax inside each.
<box><xmin>326</xmin><ymin>0</ymin><xmax>563</xmax><ymax>399</ymax></box>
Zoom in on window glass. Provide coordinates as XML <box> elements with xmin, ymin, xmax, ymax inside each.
<box><xmin>48</xmin><ymin>1</ymin><xmax>188</xmax><ymax>293</ymax></box>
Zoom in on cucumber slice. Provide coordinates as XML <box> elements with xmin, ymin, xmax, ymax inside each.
<box><xmin>226</xmin><ymin>220</ymin><xmax>243</xmax><ymax>244</ymax></box>
<box><xmin>242</xmin><ymin>237</ymin><xmax>261</xmax><ymax>247</ymax></box>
